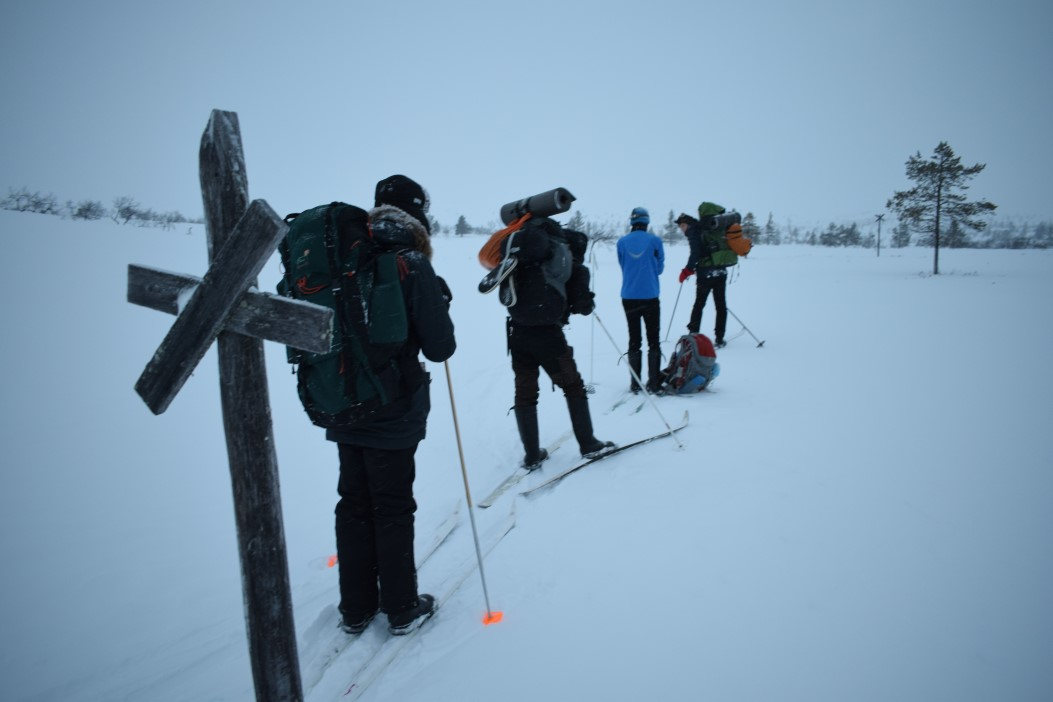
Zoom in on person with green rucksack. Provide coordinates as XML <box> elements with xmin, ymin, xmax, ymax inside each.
<box><xmin>280</xmin><ymin>174</ymin><xmax>455</xmax><ymax>637</ymax></box>
<box><xmin>676</xmin><ymin>202</ymin><xmax>740</xmax><ymax>348</ymax></box>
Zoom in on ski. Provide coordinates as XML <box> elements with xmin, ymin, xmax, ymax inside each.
<box><xmin>300</xmin><ymin>502</ymin><xmax>463</xmax><ymax>694</ymax></box>
<box><xmin>604</xmin><ymin>390</ymin><xmax>637</xmax><ymax>414</ymax></box>
<box><xmin>477</xmin><ymin>255</ymin><xmax>518</xmax><ymax>294</ymax></box>
<box><xmin>337</xmin><ymin>504</ymin><xmax>518</xmax><ymax>700</ymax></box>
<box><xmin>519</xmin><ymin>411</ymin><xmax>689</xmax><ymax>497</ymax></box>
<box><xmin>477</xmin><ymin>429</ymin><xmax>574</xmax><ymax>508</ymax></box>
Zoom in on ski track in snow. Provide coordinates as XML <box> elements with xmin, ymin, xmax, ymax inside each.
<box><xmin>2</xmin><ymin>211</ymin><xmax>1052</xmax><ymax>701</ymax></box>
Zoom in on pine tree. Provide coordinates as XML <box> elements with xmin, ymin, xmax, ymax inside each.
<box><xmin>454</xmin><ymin>215</ymin><xmax>470</xmax><ymax>236</ymax></box>
<box><xmin>1034</xmin><ymin>222</ymin><xmax>1053</xmax><ymax>249</ymax></box>
<box><xmin>565</xmin><ymin>211</ymin><xmax>586</xmax><ymax>232</ymax></box>
<box><xmin>763</xmin><ymin>212</ymin><xmax>780</xmax><ymax>246</ymax></box>
<box><xmin>661</xmin><ymin>209</ymin><xmax>680</xmax><ymax>244</ymax></box>
<box><xmin>944</xmin><ymin>219</ymin><xmax>967</xmax><ymax>248</ymax></box>
<box><xmin>887</xmin><ymin>142</ymin><xmax>996</xmax><ymax>274</ymax></box>
<box><xmin>742</xmin><ymin>212</ymin><xmax>758</xmax><ymax>240</ymax></box>
<box><xmin>891</xmin><ymin>220</ymin><xmax>911</xmax><ymax>248</ymax></box>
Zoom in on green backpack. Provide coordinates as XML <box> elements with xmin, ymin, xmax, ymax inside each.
<box><xmin>697</xmin><ymin>201</ymin><xmax>739</xmax><ymax>268</ymax></box>
<box><xmin>277</xmin><ymin>202</ymin><xmax>410</xmax><ymax>429</ymax></box>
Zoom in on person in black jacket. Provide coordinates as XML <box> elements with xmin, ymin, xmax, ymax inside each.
<box><xmin>676</xmin><ymin>212</ymin><xmax>729</xmax><ymax>347</ymax></box>
<box><xmin>327</xmin><ymin>175</ymin><xmax>456</xmax><ymax>637</ymax></box>
<box><xmin>495</xmin><ymin>217</ymin><xmax>614</xmax><ymax>468</ymax></box>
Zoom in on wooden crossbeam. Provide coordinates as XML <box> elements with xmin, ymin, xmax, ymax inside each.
<box><xmin>133</xmin><ymin>199</ymin><xmax>286</xmax><ymax>415</ymax></box>
<box><xmin>128</xmin><ymin>264</ymin><xmax>333</xmax><ymax>354</ymax></box>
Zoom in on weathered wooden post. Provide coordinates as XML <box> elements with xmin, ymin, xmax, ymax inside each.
<box><xmin>128</xmin><ymin>110</ymin><xmax>332</xmax><ymax>701</ymax></box>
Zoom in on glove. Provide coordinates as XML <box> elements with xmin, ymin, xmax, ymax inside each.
<box><xmin>437</xmin><ymin>276</ymin><xmax>453</xmax><ymax>304</ymax></box>
<box><xmin>678</xmin><ymin>267</ymin><xmax>694</xmax><ymax>284</ymax></box>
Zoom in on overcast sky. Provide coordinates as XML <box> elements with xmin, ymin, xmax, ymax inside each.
<box><xmin>2</xmin><ymin>0</ymin><xmax>1050</xmax><ymax>232</ymax></box>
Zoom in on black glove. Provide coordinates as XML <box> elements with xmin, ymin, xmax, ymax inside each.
<box><xmin>437</xmin><ymin>276</ymin><xmax>453</xmax><ymax>304</ymax></box>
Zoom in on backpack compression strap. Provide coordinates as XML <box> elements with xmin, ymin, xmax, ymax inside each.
<box><xmin>322</xmin><ymin>204</ymin><xmax>392</xmax><ymax>407</ymax></box>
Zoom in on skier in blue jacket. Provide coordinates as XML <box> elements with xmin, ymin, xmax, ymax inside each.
<box><xmin>616</xmin><ymin>207</ymin><xmax>665</xmax><ymax>393</ymax></box>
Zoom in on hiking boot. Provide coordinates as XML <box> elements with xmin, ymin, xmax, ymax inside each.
<box><xmin>714</xmin><ymin>339</ymin><xmax>727</xmax><ymax>349</ymax></box>
<box><xmin>628</xmin><ymin>351</ymin><xmax>642</xmax><ymax>394</ymax></box>
<box><xmin>339</xmin><ymin>607</ymin><xmax>379</xmax><ymax>635</ymax></box>
<box><xmin>524</xmin><ymin>448</ymin><xmax>549</xmax><ymax>470</ymax></box>
<box><xmin>647</xmin><ymin>348</ymin><xmax>661</xmax><ymax>387</ymax></box>
<box><xmin>566</xmin><ymin>396</ymin><xmax>614</xmax><ymax>458</ymax></box>
<box><xmin>515</xmin><ymin>406</ymin><xmax>547</xmax><ymax>469</ymax></box>
<box><xmin>572</xmin><ymin>395</ymin><xmax>606</xmax><ymax>456</ymax></box>
<box><xmin>388</xmin><ymin>594</ymin><xmax>436</xmax><ymax>636</ymax></box>
<box><xmin>581</xmin><ymin>439</ymin><xmax>616</xmax><ymax>459</ymax></box>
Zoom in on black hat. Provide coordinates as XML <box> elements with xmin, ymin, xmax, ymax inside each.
<box><xmin>675</xmin><ymin>212</ymin><xmax>697</xmax><ymax>226</ymax></box>
<box><xmin>375</xmin><ymin>174</ymin><xmax>430</xmax><ymax>233</ymax></box>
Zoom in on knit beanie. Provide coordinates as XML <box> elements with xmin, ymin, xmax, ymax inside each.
<box><xmin>374</xmin><ymin>174</ymin><xmax>430</xmax><ymax>233</ymax></box>
<box><xmin>630</xmin><ymin>207</ymin><xmax>650</xmax><ymax>228</ymax></box>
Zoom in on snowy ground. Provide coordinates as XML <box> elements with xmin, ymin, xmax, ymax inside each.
<box><xmin>2</xmin><ymin>209</ymin><xmax>1051</xmax><ymax>701</ymax></box>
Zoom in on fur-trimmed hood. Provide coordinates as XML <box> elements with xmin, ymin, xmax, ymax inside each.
<box><xmin>369</xmin><ymin>204</ymin><xmax>432</xmax><ymax>260</ymax></box>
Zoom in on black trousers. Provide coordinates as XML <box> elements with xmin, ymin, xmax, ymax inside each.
<box><xmin>335</xmin><ymin>443</ymin><xmax>419</xmax><ymax>618</ymax></box>
<box><xmin>508</xmin><ymin>322</ymin><xmax>588</xmax><ymax>407</ymax></box>
<box><xmin>622</xmin><ymin>298</ymin><xmax>661</xmax><ymax>388</ymax></box>
<box><xmin>688</xmin><ymin>273</ymin><xmax>727</xmax><ymax>341</ymax></box>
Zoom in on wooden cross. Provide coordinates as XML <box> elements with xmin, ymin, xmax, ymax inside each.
<box><xmin>127</xmin><ymin>110</ymin><xmax>328</xmax><ymax>702</ymax></box>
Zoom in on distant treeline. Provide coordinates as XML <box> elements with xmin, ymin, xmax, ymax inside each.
<box><xmin>444</xmin><ymin>209</ymin><xmax>1053</xmax><ymax>250</ymax></box>
<box><xmin>5</xmin><ymin>185</ymin><xmax>1051</xmax><ymax>249</ymax></box>
<box><xmin>2</xmin><ymin>186</ymin><xmax>202</xmax><ymax>230</ymax></box>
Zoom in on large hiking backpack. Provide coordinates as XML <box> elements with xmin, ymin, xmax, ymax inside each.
<box><xmin>660</xmin><ymin>333</ymin><xmax>720</xmax><ymax>394</ymax></box>
<box><xmin>697</xmin><ymin>201</ymin><xmax>749</xmax><ymax>265</ymax></box>
<box><xmin>277</xmin><ymin>202</ymin><xmax>412</xmax><ymax>428</ymax></box>
<box><xmin>490</xmin><ymin>217</ymin><xmax>593</xmax><ymax>325</ymax></box>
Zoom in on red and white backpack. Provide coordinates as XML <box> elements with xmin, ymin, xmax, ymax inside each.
<box><xmin>661</xmin><ymin>334</ymin><xmax>720</xmax><ymax>394</ymax></box>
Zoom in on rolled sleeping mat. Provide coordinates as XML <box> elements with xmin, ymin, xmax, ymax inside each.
<box><xmin>700</xmin><ymin>211</ymin><xmax>742</xmax><ymax>231</ymax></box>
<box><xmin>499</xmin><ymin>187</ymin><xmax>576</xmax><ymax>225</ymax></box>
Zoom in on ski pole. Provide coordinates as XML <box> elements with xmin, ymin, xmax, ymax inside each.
<box><xmin>586</xmin><ymin>241</ymin><xmax>598</xmax><ymax>393</ymax></box>
<box><xmin>592</xmin><ymin>311</ymin><xmax>684</xmax><ymax>450</ymax></box>
<box><xmin>663</xmin><ymin>282</ymin><xmax>685</xmax><ymax>343</ymax></box>
<box><xmin>727</xmin><ymin>307</ymin><xmax>765</xmax><ymax>347</ymax></box>
<box><xmin>443</xmin><ymin>360</ymin><xmax>503</xmax><ymax>625</ymax></box>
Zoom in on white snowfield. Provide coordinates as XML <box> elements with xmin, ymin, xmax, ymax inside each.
<box><xmin>2</xmin><ymin>210</ymin><xmax>1051</xmax><ymax>701</ymax></box>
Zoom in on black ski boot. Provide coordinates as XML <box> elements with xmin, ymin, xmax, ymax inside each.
<box><xmin>514</xmin><ymin>406</ymin><xmax>549</xmax><ymax>469</ymax></box>
<box><xmin>388</xmin><ymin>594</ymin><xmax>436</xmax><ymax>635</ymax></box>
<box><xmin>339</xmin><ymin>607</ymin><xmax>379</xmax><ymax>635</ymax></box>
<box><xmin>566</xmin><ymin>395</ymin><xmax>614</xmax><ymax>458</ymax></box>
<box><xmin>628</xmin><ymin>348</ymin><xmax>642</xmax><ymax>394</ymax></box>
<box><xmin>646</xmin><ymin>347</ymin><xmax>662</xmax><ymax>393</ymax></box>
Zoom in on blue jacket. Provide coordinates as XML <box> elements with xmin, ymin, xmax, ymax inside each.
<box><xmin>617</xmin><ymin>228</ymin><xmax>665</xmax><ymax>299</ymax></box>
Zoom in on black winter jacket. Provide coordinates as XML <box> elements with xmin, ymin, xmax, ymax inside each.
<box><xmin>684</xmin><ymin>221</ymin><xmax>727</xmax><ymax>278</ymax></box>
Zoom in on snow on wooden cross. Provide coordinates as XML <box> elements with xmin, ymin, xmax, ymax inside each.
<box><xmin>127</xmin><ymin>110</ymin><xmax>323</xmax><ymax>702</ymax></box>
